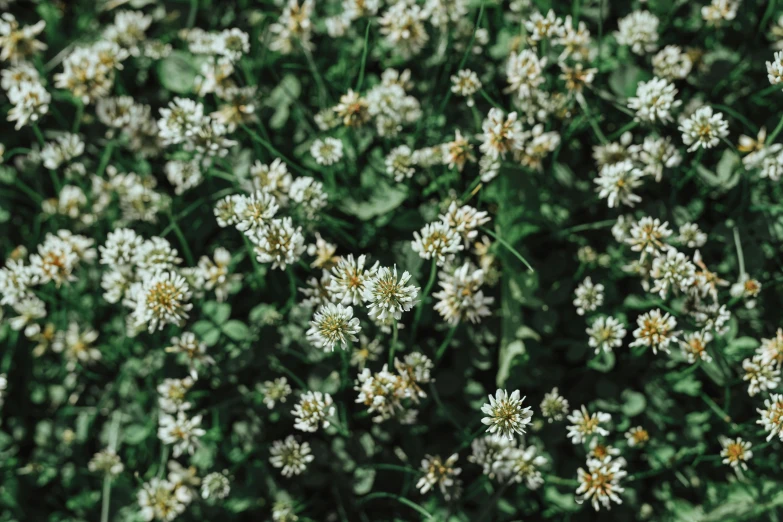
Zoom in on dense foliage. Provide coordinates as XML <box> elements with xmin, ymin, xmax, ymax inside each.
<box><xmin>1</xmin><ymin>0</ymin><xmax>783</xmax><ymax>520</ymax></box>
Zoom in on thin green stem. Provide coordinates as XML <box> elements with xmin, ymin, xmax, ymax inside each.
<box><xmin>576</xmin><ymin>93</ymin><xmax>608</xmax><ymax>144</ymax></box>
<box><xmin>355</xmin><ymin>22</ymin><xmax>372</xmax><ymax>92</ymax></box>
<box><xmin>435</xmin><ymin>325</ymin><xmax>458</xmax><ymax>362</ymax></box>
<box><xmin>360</xmin><ymin>492</ymin><xmax>433</xmax><ymax>519</ymax></box>
<box><xmin>388</xmin><ymin>320</ymin><xmax>399</xmax><ymax>367</ymax></box>
<box><xmin>72</xmin><ymin>100</ymin><xmax>85</xmax><ymax>134</ymax></box>
<box><xmin>480</xmin><ymin>226</ymin><xmax>534</xmax><ymax>272</ymax></box>
<box><xmin>168</xmin><ymin>211</ymin><xmax>195</xmax><ymax>266</ymax></box>
<box><xmin>767</xmin><ymin>114</ymin><xmax>783</xmax><ymax>143</ymax></box>
<box><xmin>734</xmin><ymin>227</ymin><xmax>746</xmax><ymax>277</ymax></box>
<box><xmin>187</xmin><ymin>0</ymin><xmax>199</xmax><ymax>27</ymax></box>
<box><xmin>100</xmin><ymin>477</ymin><xmax>112</xmax><ymax>522</ymax></box>
<box><xmin>96</xmin><ymin>141</ymin><xmax>115</xmax><ymax>179</ymax></box>
<box><xmin>410</xmin><ymin>260</ymin><xmax>438</xmax><ymax>343</ymax></box>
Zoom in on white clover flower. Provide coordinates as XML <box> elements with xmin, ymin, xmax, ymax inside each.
<box><xmin>628</xmin><ymin>77</ymin><xmax>681</xmax><ymax>123</ymax></box>
<box><xmin>586</xmin><ymin>316</ymin><xmax>627</xmax><ymax>354</ymax></box>
<box><xmin>52</xmin><ymin>322</ymin><xmax>101</xmax><ymax>368</ymax></box>
<box><xmin>576</xmin><ymin>456</ymin><xmax>627</xmax><ymax>511</ymax></box>
<box><xmin>566</xmin><ymin>405</ymin><xmax>611</xmax><ymax>444</ymax></box>
<box><xmin>432</xmin><ymin>263</ymin><xmax>493</xmax><ymax>325</ymax></box>
<box><xmin>10</xmin><ymin>296</ymin><xmax>46</xmax><ymax>333</ymax></box>
<box><xmin>759</xmin><ymin>329</ymin><xmax>783</xmax><ymax>367</ymax></box>
<box><xmin>259</xmin><ymin>377</ymin><xmax>293</xmax><ymax>409</ymax></box>
<box><xmin>363</xmin><ymin>265</ymin><xmax>419</xmax><ymax>321</ymax></box>
<box><xmin>133</xmin><ymin>270</ymin><xmax>193</xmax><ymax>332</ymax></box>
<box><xmin>594</xmin><ymin>160</ymin><xmax>644</xmax><ymax>208</ymax></box>
<box><xmin>134</xmin><ymin>237</ymin><xmax>182</xmax><ymax>276</ymax></box>
<box><xmin>743</xmin><ymin>354</ymin><xmax>780</xmax><ymax>397</ymax></box>
<box><xmin>165</xmin><ymin>159</ymin><xmax>203</xmax><ymax>195</ymax></box>
<box><xmin>417</xmin><ymin>454</ymin><xmax>461</xmax><ymax>499</ymax></box>
<box><xmin>246</xmin><ymin>158</ymin><xmax>293</xmax><ymax>203</ymax></box>
<box><xmin>625</xmin><ymin>426</ymin><xmax>650</xmax><ymax>447</ymax></box>
<box><xmin>692</xmin><ymin>302</ymin><xmax>732</xmax><ymax>335</ymax></box>
<box><xmin>201</xmin><ymin>471</ymin><xmax>231</xmax><ymax>500</ymax></box>
<box><xmin>292</xmin><ymin>391</ymin><xmax>335</xmax><ymax>432</ymax></box>
<box><xmin>439</xmin><ymin>202</ymin><xmax>491</xmax><ymax>241</ymax></box>
<box><xmin>249</xmin><ymin>217</ymin><xmax>305</xmax><ymax>270</ymax></box>
<box><xmin>768</xmin><ymin>51</ymin><xmax>783</xmax><ymax>88</ymax></box>
<box><xmin>0</xmin><ymin>14</ymin><xmax>47</xmax><ymax>63</ymax></box>
<box><xmin>630</xmin><ymin>309</ymin><xmax>678</xmax><ymax>355</ymax></box>
<box><xmin>451</xmin><ymin>69</ymin><xmax>481</xmax><ymax>106</ymax></box>
<box><xmin>479</xmin><ymin>108</ymin><xmax>524</xmax><ymax>160</ymax></box>
<box><xmin>270</xmin><ymin>436</ymin><xmax>315</xmax><ymax>477</ymax></box>
<box><xmin>652</xmin><ymin>45</ymin><xmax>693</xmax><ymax>80</ymax></box>
<box><xmin>334</xmin><ymin>89</ymin><xmax>371</xmax><ymax>127</ymax></box>
<box><xmin>626</xmin><ymin>217</ymin><xmax>673</xmax><ymax>260</ymax></box>
<box><xmin>329</xmin><ymin>254</ymin><xmax>376</xmax><ymax>305</ymax></box>
<box><xmin>196</xmin><ymin>247</ymin><xmax>241</xmax><ymax>303</ymax></box>
<box><xmin>629</xmin><ymin>136</ymin><xmax>682</xmax><ymax>182</ymax></box>
<box><xmin>412</xmin><ymin>221</ymin><xmax>464</xmax><ymax>266</ymax></box>
<box><xmin>703</xmin><ymin>0</ymin><xmax>739</xmax><ymax>25</ymax></box>
<box><xmin>680</xmin><ymin>330</ymin><xmax>713</xmax><ymax>364</ymax></box>
<box><xmin>469</xmin><ymin>434</ymin><xmax>517</xmax><ymax>483</ymax></box>
<box><xmin>272</xmin><ymin>500</ymin><xmax>299</xmax><ymax>522</ymax></box>
<box><xmin>505</xmin><ymin>50</ymin><xmax>546</xmax><ymax>100</ymax></box>
<box><xmin>29</xmin><ymin>234</ymin><xmax>80</xmax><ymax>286</ymax></box>
<box><xmin>679</xmin><ymin>106</ymin><xmax>730</xmax><ymax>152</ymax></box>
<box><xmin>167</xmin><ymin>332</ymin><xmax>215</xmax><ymax>378</ymax></box>
<box><xmin>379</xmin><ymin>2</ymin><xmax>428</xmax><ymax>58</ymax></box>
<box><xmin>213</xmin><ymin>195</ymin><xmax>240</xmax><ymax>228</ymax></box>
<box><xmin>758</xmin><ymin>393</ymin><xmax>783</xmax><ymax>441</ymax></box>
<box><xmin>719</xmin><ymin>437</ymin><xmax>752</xmax><ymax>471</ymax></box>
<box><xmin>615</xmin><ymin>10</ymin><xmax>659</xmax><ymax>55</ymax></box>
<box><xmin>355</xmin><ymin>365</ymin><xmax>409</xmax><ymax>422</ymax></box>
<box><xmin>0</xmin><ymin>259</ymin><xmax>33</xmax><ymax>306</ymax></box>
<box><xmin>41</xmin><ymin>133</ymin><xmax>85</xmax><ymax>170</ymax></box>
<box><xmin>650</xmin><ymin>249</ymin><xmax>696</xmax><ymax>299</ymax></box>
<box><xmin>385</xmin><ymin>145</ymin><xmax>416</xmax><ymax>182</ymax></box>
<box><xmin>88</xmin><ymin>449</ymin><xmax>124</xmax><ymax>478</ymax></box>
<box><xmin>158</xmin><ymin>411</ymin><xmax>205</xmax><ymax>457</ymax></box>
<box><xmin>289</xmin><ymin>176</ymin><xmax>327</xmax><ymax>219</ymax></box>
<box><xmin>525</xmin><ymin>9</ymin><xmax>563</xmax><ymax>41</ymax></box>
<box><xmin>442</xmin><ymin>130</ymin><xmax>476</xmax><ymax>172</ymax></box>
<box><xmin>349</xmin><ymin>335</ymin><xmax>384</xmax><ymax>370</ymax></box>
<box><xmin>7</xmin><ymin>79</ymin><xmax>50</xmax><ymax>130</ymax></box>
<box><xmin>138</xmin><ymin>478</ymin><xmax>187</xmax><ymax>522</ymax></box>
<box><xmin>310</xmin><ymin>137</ymin><xmax>343</xmax><ymax>165</ymax></box>
<box><xmin>157</xmin><ymin>97</ymin><xmax>206</xmax><ymax>145</ymax></box>
<box><xmin>573</xmin><ymin>277</ymin><xmax>604</xmax><ymax>316</ymax></box>
<box><xmin>157</xmin><ymin>377</ymin><xmax>195</xmax><ymax>413</ymax></box>
<box><xmin>104</xmin><ymin>10</ymin><xmax>152</xmax><ymax>50</ymax></box>
<box><xmin>234</xmin><ymin>191</ymin><xmax>279</xmax><ymax>232</ymax></box>
<box><xmin>677</xmin><ymin>223</ymin><xmax>707</xmax><ymax>248</ymax></box>
<box><xmin>268</xmin><ymin>0</ymin><xmax>315</xmax><ymax>54</ymax></box>
<box><xmin>481</xmin><ymin>389</ymin><xmax>533</xmax><ymax>440</ymax></box>
<box><xmin>540</xmin><ymin>387</ymin><xmax>570</xmax><ymax>422</ymax></box>
<box><xmin>306</xmin><ymin>303</ymin><xmax>361</xmax><ymax>352</ymax></box>
<box><xmin>508</xmin><ymin>445</ymin><xmax>548</xmax><ymax>489</ymax></box>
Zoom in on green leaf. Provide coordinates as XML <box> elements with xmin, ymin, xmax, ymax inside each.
<box><xmin>672</xmin><ymin>375</ymin><xmax>702</xmax><ymax>396</ymax></box>
<box><xmin>157</xmin><ymin>50</ymin><xmax>200</xmax><ymax>94</ymax></box>
<box><xmin>587</xmin><ymin>350</ymin><xmax>616</xmax><ymax>373</ymax></box>
<box><xmin>497</xmin><ymin>340</ymin><xmax>526</xmax><ymax>388</ymax></box>
<box><xmin>340</xmin><ymin>180</ymin><xmax>408</xmax><ymax>220</ymax></box>
<box><xmin>621</xmin><ymin>390</ymin><xmax>647</xmax><ymax>417</ymax></box>
<box><xmin>222</xmin><ymin>320</ymin><xmax>250</xmax><ymax>341</ymax></box>
<box><xmin>204</xmin><ymin>301</ymin><xmax>231</xmax><ymax>325</ymax></box>
<box><xmin>353</xmin><ymin>468</ymin><xmax>376</xmax><ymax>495</ymax></box>
<box><xmin>124</xmin><ymin>424</ymin><xmax>150</xmax><ymax>445</ymax></box>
